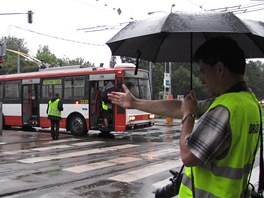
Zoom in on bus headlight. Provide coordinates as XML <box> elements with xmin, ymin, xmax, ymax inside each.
<box><xmin>149</xmin><ymin>114</ymin><xmax>155</xmax><ymax>119</ymax></box>
<box><xmin>129</xmin><ymin>116</ymin><xmax>136</xmax><ymax>121</ymax></box>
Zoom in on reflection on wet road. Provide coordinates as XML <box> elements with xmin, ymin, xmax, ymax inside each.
<box><xmin>0</xmin><ymin>120</ymin><xmax>182</xmax><ymax>197</ymax></box>
<box><xmin>0</xmin><ymin>119</ymin><xmax>261</xmax><ymax>197</ymax></box>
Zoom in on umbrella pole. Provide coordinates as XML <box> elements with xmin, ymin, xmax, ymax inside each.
<box><xmin>190</xmin><ymin>32</ymin><xmax>193</xmax><ymax>90</ymax></box>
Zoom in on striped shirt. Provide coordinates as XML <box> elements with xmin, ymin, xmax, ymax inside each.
<box><xmin>186</xmin><ymin>100</ymin><xmax>231</xmax><ymax>165</ymax></box>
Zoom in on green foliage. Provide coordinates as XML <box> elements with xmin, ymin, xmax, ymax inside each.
<box><xmin>36</xmin><ymin>45</ymin><xmax>58</xmax><ymax>66</ymax></box>
<box><xmin>1</xmin><ymin>36</ymin><xmax>38</xmax><ymax>74</ymax></box>
<box><xmin>0</xmin><ymin>36</ymin><xmax>93</xmax><ymax>74</ymax></box>
<box><xmin>144</xmin><ymin>60</ymin><xmax>264</xmax><ymax>100</ymax></box>
<box><xmin>245</xmin><ymin>60</ymin><xmax>264</xmax><ymax>99</ymax></box>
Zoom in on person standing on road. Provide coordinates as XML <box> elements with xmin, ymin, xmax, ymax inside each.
<box><xmin>107</xmin><ymin>37</ymin><xmax>261</xmax><ymax>197</ymax></box>
<box><xmin>47</xmin><ymin>93</ymin><xmax>63</xmax><ymax>140</ymax></box>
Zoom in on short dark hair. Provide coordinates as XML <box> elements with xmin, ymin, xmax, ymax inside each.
<box><xmin>193</xmin><ymin>36</ymin><xmax>246</xmax><ymax>75</ymax></box>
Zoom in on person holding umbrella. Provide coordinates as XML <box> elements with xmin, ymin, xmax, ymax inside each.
<box><xmin>107</xmin><ymin>36</ymin><xmax>261</xmax><ymax>197</ymax></box>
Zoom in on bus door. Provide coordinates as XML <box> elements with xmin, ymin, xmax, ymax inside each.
<box><xmin>89</xmin><ymin>73</ymin><xmax>115</xmax><ymax>131</ymax></box>
<box><xmin>22</xmin><ymin>78</ymin><xmax>40</xmax><ymax>127</ymax></box>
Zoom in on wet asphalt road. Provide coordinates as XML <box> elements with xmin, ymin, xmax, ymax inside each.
<box><xmin>0</xmin><ymin>119</ymin><xmax>183</xmax><ymax>198</ymax></box>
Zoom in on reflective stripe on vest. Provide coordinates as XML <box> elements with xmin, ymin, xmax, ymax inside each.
<box><xmin>102</xmin><ymin>101</ymin><xmax>109</xmax><ymax>110</ymax></box>
<box><xmin>179</xmin><ymin>91</ymin><xmax>260</xmax><ymax>198</ymax></box>
<box><xmin>48</xmin><ymin>99</ymin><xmax>61</xmax><ymax>117</ymax></box>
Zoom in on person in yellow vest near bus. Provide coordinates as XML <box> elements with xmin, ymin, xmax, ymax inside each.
<box><xmin>46</xmin><ymin>93</ymin><xmax>63</xmax><ymax>140</ymax></box>
<box><xmin>108</xmin><ymin>37</ymin><xmax>261</xmax><ymax>197</ymax></box>
<box><xmin>101</xmin><ymin>100</ymin><xmax>109</xmax><ymax>130</ymax></box>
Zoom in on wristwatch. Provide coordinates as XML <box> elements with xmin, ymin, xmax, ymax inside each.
<box><xmin>181</xmin><ymin>113</ymin><xmax>195</xmax><ymax>124</ymax></box>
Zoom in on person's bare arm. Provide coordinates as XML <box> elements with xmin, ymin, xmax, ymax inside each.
<box><xmin>180</xmin><ymin>90</ymin><xmax>201</xmax><ymax>166</ymax></box>
<box><xmin>107</xmin><ymin>84</ymin><xmax>182</xmax><ymax>118</ymax></box>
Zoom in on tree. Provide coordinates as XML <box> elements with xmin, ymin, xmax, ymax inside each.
<box><xmin>36</xmin><ymin>45</ymin><xmax>58</xmax><ymax>66</ymax></box>
<box><xmin>245</xmin><ymin>60</ymin><xmax>264</xmax><ymax>100</ymax></box>
<box><xmin>1</xmin><ymin>36</ymin><xmax>38</xmax><ymax>74</ymax></box>
<box><xmin>36</xmin><ymin>45</ymin><xmax>93</xmax><ymax>67</ymax></box>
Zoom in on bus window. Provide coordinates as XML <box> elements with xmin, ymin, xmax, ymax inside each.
<box><xmin>138</xmin><ymin>78</ymin><xmax>151</xmax><ymax>99</ymax></box>
<box><xmin>125</xmin><ymin>78</ymin><xmax>140</xmax><ymax>98</ymax></box>
<box><xmin>42</xmin><ymin>85</ymin><xmax>52</xmax><ymax>99</ymax></box>
<box><xmin>4</xmin><ymin>80</ymin><xmax>20</xmax><ymax>99</ymax></box>
<box><xmin>125</xmin><ymin>78</ymin><xmax>151</xmax><ymax>100</ymax></box>
<box><xmin>64</xmin><ymin>76</ymin><xmax>85</xmax><ymax>99</ymax></box>
<box><xmin>42</xmin><ymin>78</ymin><xmax>62</xmax><ymax>99</ymax></box>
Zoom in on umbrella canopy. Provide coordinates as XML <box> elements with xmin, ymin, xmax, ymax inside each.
<box><xmin>106</xmin><ymin>11</ymin><xmax>264</xmax><ymax>63</ymax></box>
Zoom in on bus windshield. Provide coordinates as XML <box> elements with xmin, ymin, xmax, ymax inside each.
<box><xmin>124</xmin><ymin>71</ymin><xmax>151</xmax><ymax>100</ymax></box>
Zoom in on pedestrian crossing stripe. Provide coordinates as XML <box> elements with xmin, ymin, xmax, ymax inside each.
<box><xmin>140</xmin><ymin>148</ymin><xmax>180</xmax><ymax>160</ymax></box>
<box><xmin>5</xmin><ymin>139</ymin><xmax>261</xmax><ymax>189</ymax></box>
<box><xmin>63</xmin><ymin>148</ymin><xmax>180</xmax><ymax>174</ymax></box>
<box><xmin>45</xmin><ymin>138</ymin><xmax>81</xmax><ymax>144</ymax></box>
<box><xmin>63</xmin><ymin>157</ymin><xmax>141</xmax><ymax>173</ymax></box>
<box><xmin>2</xmin><ymin>140</ymin><xmax>105</xmax><ymax>155</ymax></box>
<box><xmin>108</xmin><ymin>159</ymin><xmax>182</xmax><ymax>183</ymax></box>
<box><xmin>31</xmin><ymin>145</ymin><xmax>72</xmax><ymax>151</ymax></box>
<box><xmin>17</xmin><ymin>144</ymin><xmax>139</xmax><ymax>164</ymax></box>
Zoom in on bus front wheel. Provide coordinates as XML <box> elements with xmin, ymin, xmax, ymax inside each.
<box><xmin>69</xmin><ymin>114</ymin><xmax>87</xmax><ymax>136</ymax></box>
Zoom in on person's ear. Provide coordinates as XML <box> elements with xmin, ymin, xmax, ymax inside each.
<box><xmin>216</xmin><ymin>61</ymin><xmax>225</xmax><ymax>79</ymax></box>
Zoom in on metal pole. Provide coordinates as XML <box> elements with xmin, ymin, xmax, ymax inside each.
<box><xmin>148</xmin><ymin>62</ymin><xmax>153</xmax><ymax>98</ymax></box>
<box><xmin>163</xmin><ymin>62</ymin><xmax>166</xmax><ymax>100</ymax></box>
<box><xmin>17</xmin><ymin>48</ymin><xmax>20</xmax><ymax>73</ymax></box>
<box><xmin>0</xmin><ymin>102</ymin><xmax>2</xmax><ymax>135</ymax></box>
<box><xmin>169</xmin><ymin>62</ymin><xmax>171</xmax><ymax>95</ymax></box>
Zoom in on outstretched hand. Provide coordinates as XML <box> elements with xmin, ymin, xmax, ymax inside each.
<box><xmin>107</xmin><ymin>84</ymin><xmax>135</xmax><ymax>109</ymax></box>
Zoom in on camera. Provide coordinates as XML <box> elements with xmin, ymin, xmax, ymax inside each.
<box><xmin>154</xmin><ymin>169</ymin><xmax>183</xmax><ymax>198</ymax></box>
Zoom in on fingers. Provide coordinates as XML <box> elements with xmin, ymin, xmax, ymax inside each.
<box><xmin>122</xmin><ymin>84</ymin><xmax>129</xmax><ymax>93</ymax></box>
<box><xmin>185</xmin><ymin>90</ymin><xmax>196</xmax><ymax>100</ymax></box>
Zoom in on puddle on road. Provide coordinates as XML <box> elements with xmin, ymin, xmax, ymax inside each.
<box><xmin>74</xmin><ymin>180</ymin><xmax>150</xmax><ymax>197</ymax></box>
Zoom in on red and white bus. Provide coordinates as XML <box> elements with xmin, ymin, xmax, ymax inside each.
<box><xmin>0</xmin><ymin>63</ymin><xmax>155</xmax><ymax>136</ymax></box>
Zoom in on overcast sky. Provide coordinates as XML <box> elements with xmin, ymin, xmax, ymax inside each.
<box><xmin>0</xmin><ymin>0</ymin><xmax>263</xmax><ymax>66</ymax></box>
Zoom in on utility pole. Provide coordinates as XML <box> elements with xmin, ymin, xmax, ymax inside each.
<box><xmin>17</xmin><ymin>48</ymin><xmax>21</xmax><ymax>73</ymax></box>
<box><xmin>169</xmin><ymin>62</ymin><xmax>172</xmax><ymax>95</ymax></box>
<box><xmin>148</xmin><ymin>62</ymin><xmax>153</xmax><ymax>98</ymax></box>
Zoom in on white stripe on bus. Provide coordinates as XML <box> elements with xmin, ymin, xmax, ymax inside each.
<box><xmin>64</xmin><ymin>157</ymin><xmax>141</xmax><ymax>173</ymax></box>
<box><xmin>17</xmin><ymin>144</ymin><xmax>139</xmax><ymax>164</ymax></box>
<box><xmin>109</xmin><ymin>159</ymin><xmax>182</xmax><ymax>183</ymax></box>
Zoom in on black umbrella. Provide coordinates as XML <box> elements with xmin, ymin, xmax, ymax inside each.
<box><xmin>106</xmin><ymin>11</ymin><xmax>264</xmax><ymax>88</ymax></box>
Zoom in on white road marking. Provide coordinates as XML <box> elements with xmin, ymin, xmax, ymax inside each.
<box><xmin>17</xmin><ymin>144</ymin><xmax>139</xmax><ymax>164</ymax></box>
<box><xmin>64</xmin><ymin>157</ymin><xmax>141</xmax><ymax>173</ymax></box>
<box><xmin>109</xmin><ymin>159</ymin><xmax>182</xmax><ymax>183</ymax></box>
<box><xmin>45</xmin><ymin>138</ymin><xmax>81</xmax><ymax>144</ymax></box>
<box><xmin>152</xmin><ymin>177</ymin><xmax>172</xmax><ymax>189</ymax></box>
<box><xmin>71</xmin><ymin>141</ymin><xmax>105</xmax><ymax>146</ymax></box>
<box><xmin>0</xmin><ymin>142</ymin><xmax>6</xmax><ymax>145</ymax></box>
<box><xmin>31</xmin><ymin>145</ymin><xmax>72</xmax><ymax>151</ymax></box>
<box><xmin>140</xmin><ymin>148</ymin><xmax>180</xmax><ymax>160</ymax></box>
<box><xmin>2</xmin><ymin>140</ymin><xmax>104</xmax><ymax>155</ymax></box>
<box><xmin>2</xmin><ymin>150</ymin><xmax>31</xmax><ymax>155</ymax></box>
